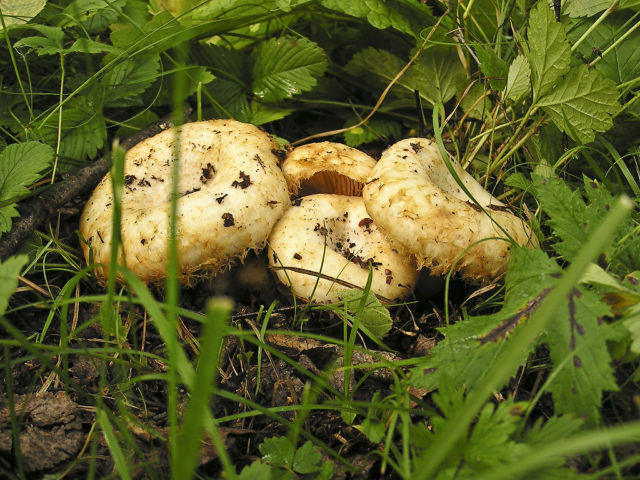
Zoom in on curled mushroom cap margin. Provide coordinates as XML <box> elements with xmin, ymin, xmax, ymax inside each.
<box><xmin>362</xmin><ymin>138</ymin><xmax>539</xmax><ymax>283</ymax></box>
<box><xmin>80</xmin><ymin>119</ymin><xmax>291</xmax><ymax>284</ymax></box>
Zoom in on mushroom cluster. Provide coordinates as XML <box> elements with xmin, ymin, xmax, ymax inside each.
<box><xmin>80</xmin><ymin>119</ymin><xmax>537</xmax><ymax>301</ymax></box>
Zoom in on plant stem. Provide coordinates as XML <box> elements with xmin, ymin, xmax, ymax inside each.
<box><xmin>571</xmin><ymin>1</ymin><xmax>618</xmax><ymax>52</ymax></box>
<box><xmin>589</xmin><ymin>17</ymin><xmax>640</xmax><ymax>69</ymax></box>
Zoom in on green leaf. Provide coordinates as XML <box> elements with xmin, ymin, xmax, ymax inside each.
<box><xmin>346</xmin><ymin>47</ymin><xmax>464</xmax><ymax>107</ymax></box>
<box><xmin>568</xmin><ymin>11</ymin><xmax>640</xmax><ymax>84</ymax></box>
<box><xmin>38</xmin><ymin>104</ymin><xmax>106</xmax><ymax>163</ymax></box>
<box><xmin>101</xmin><ymin>52</ymin><xmax>161</xmax><ymax>107</ymax></box>
<box><xmin>14</xmin><ymin>26</ymin><xmax>64</xmax><ymax>55</ymax></box>
<box><xmin>59</xmin><ymin>0</ymin><xmax>126</xmax><ymax>33</ymax></box>
<box><xmin>239</xmin><ymin>460</ymin><xmax>272</xmax><ymax>480</ymax></box>
<box><xmin>474</xmin><ymin>46</ymin><xmax>509</xmax><ymax>91</ymax></box>
<box><xmin>537</xmin><ymin>65</ymin><xmax>619</xmax><ymax>143</ymax></box>
<box><xmin>504</xmin><ymin>55</ymin><xmax>531</xmax><ymax>101</ymax></box>
<box><xmin>259</xmin><ymin>436</ymin><xmax>295</xmax><ymax>468</ymax></box>
<box><xmin>527</xmin><ymin>1</ymin><xmax>571</xmax><ymax>100</ymax></box>
<box><xmin>66</xmin><ymin>38</ymin><xmax>120</xmax><ymax>54</ymax></box>
<box><xmin>355</xmin><ymin>417</ymin><xmax>386</xmax><ymax>443</ymax></box>
<box><xmin>0</xmin><ymin>0</ymin><xmax>46</xmax><ymax>29</ymax></box>
<box><xmin>543</xmin><ymin>286</ymin><xmax>619</xmax><ymax>424</ymax></box>
<box><xmin>0</xmin><ymin>142</ymin><xmax>52</xmax><ymax>235</ymax></box>
<box><xmin>319</xmin><ymin>0</ymin><xmax>435</xmax><ymax>37</ymax></box>
<box><xmin>563</xmin><ymin>0</ymin><xmax>611</xmax><ymax>17</ymax></box>
<box><xmin>336</xmin><ymin>288</ymin><xmax>393</xmax><ymax>339</ymax></box>
<box><xmin>0</xmin><ymin>255</ymin><xmax>28</xmax><ymax>314</ymax></box>
<box><xmin>292</xmin><ymin>441</ymin><xmax>323</xmax><ymax>474</ymax></box>
<box><xmin>252</xmin><ymin>36</ymin><xmax>328</xmax><ymax>103</ymax></box>
<box><xmin>460</xmin><ymin>82</ymin><xmax>492</xmax><ymax>120</ymax></box>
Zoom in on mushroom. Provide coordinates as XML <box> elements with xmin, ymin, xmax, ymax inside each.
<box><xmin>80</xmin><ymin>119</ymin><xmax>290</xmax><ymax>284</ymax></box>
<box><xmin>268</xmin><ymin>142</ymin><xmax>418</xmax><ymax>303</ymax></box>
<box><xmin>282</xmin><ymin>142</ymin><xmax>377</xmax><ymax>196</ymax></box>
<box><xmin>268</xmin><ymin>194</ymin><xmax>417</xmax><ymax>303</ymax></box>
<box><xmin>362</xmin><ymin>138</ymin><xmax>538</xmax><ymax>282</ymax></box>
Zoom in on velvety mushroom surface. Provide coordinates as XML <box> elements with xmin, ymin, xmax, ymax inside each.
<box><xmin>282</xmin><ymin>142</ymin><xmax>377</xmax><ymax>196</ymax></box>
<box><xmin>363</xmin><ymin>138</ymin><xmax>538</xmax><ymax>282</ymax></box>
<box><xmin>80</xmin><ymin>119</ymin><xmax>290</xmax><ymax>284</ymax></box>
<box><xmin>268</xmin><ymin>194</ymin><xmax>418</xmax><ymax>303</ymax></box>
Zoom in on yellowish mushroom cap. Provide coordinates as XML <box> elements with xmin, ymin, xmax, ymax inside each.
<box><xmin>363</xmin><ymin>138</ymin><xmax>538</xmax><ymax>283</ymax></box>
<box><xmin>268</xmin><ymin>194</ymin><xmax>418</xmax><ymax>303</ymax></box>
<box><xmin>80</xmin><ymin>119</ymin><xmax>291</xmax><ymax>284</ymax></box>
<box><xmin>282</xmin><ymin>142</ymin><xmax>377</xmax><ymax>196</ymax></box>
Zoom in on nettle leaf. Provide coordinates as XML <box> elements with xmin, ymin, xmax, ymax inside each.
<box><xmin>504</xmin><ymin>55</ymin><xmax>531</xmax><ymax>101</ymax></box>
<box><xmin>568</xmin><ymin>11</ymin><xmax>640</xmax><ymax>84</ymax></box>
<box><xmin>537</xmin><ymin>65</ymin><xmax>619</xmax><ymax>144</ymax></box>
<box><xmin>0</xmin><ymin>0</ymin><xmax>46</xmax><ymax>29</ymax></box>
<box><xmin>39</xmin><ymin>105</ymin><xmax>106</xmax><ymax>163</ymax></box>
<box><xmin>563</xmin><ymin>0</ymin><xmax>610</xmax><ymax>17</ymax></box>
<box><xmin>474</xmin><ymin>46</ymin><xmax>509</xmax><ymax>91</ymax></box>
<box><xmin>251</xmin><ymin>36</ymin><xmax>328</xmax><ymax>103</ymax></box>
<box><xmin>14</xmin><ymin>25</ymin><xmax>65</xmax><ymax>55</ymax></box>
<box><xmin>0</xmin><ymin>142</ymin><xmax>52</xmax><ymax>235</ymax></box>
<box><xmin>101</xmin><ymin>52</ymin><xmax>160</xmax><ymax>107</ymax></box>
<box><xmin>342</xmin><ymin>118</ymin><xmax>402</xmax><ymax>147</ymax></box>
<box><xmin>527</xmin><ymin>1</ymin><xmax>570</xmax><ymax>100</ymax></box>
<box><xmin>319</xmin><ymin>0</ymin><xmax>435</xmax><ymax>37</ymax></box>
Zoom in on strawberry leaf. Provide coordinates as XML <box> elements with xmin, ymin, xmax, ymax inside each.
<box><xmin>251</xmin><ymin>37</ymin><xmax>327</xmax><ymax>103</ymax></box>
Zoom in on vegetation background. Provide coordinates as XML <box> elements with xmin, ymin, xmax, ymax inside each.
<box><xmin>0</xmin><ymin>0</ymin><xmax>639</xmax><ymax>478</ymax></box>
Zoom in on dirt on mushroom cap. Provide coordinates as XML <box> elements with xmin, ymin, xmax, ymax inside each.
<box><xmin>79</xmin><ymin>119</ymin><xmax>291</xmax><ymax>284</ymax></box>
<box><xmin>268</xmin><ymin>194</ymin><xmax>418</xmax><ymax>303</ymax></box>
<box><xmin>362</xmin><ymin>138</ymin><xmax>539</xmax><ymax>283</ymax></box>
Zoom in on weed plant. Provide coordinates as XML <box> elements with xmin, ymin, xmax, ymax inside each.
<box><xmin>0</xmin><ymin>0</ymin><xmax>640</xmax><ymax>478</ymax></box>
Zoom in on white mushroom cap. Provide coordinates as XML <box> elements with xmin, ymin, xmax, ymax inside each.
<box><xmin>80</xmin><ymin>119</ymin><xmax>291</xmax><ymax>284</ymax></box>
<box><xmin>282</xmin><ymin>142</ymin><xmax>377</xmax><ymax>196</ymax></box>
<box><xmin>363</xmin><ymin>138</ymin><xmax>538</xmax><ymax>282</ymax></box>
<box><xmin>268</xmin><ymin>194</ymin><xmax>418</xmax><ymax>303</ymax></box>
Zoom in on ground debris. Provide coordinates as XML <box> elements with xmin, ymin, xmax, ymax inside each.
<box><xmin>0</xmin><ymin>391</ymin><xmax>84</xmax><ymax>473</ymax></box>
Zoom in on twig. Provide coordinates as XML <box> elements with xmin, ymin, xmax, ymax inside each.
<box><xmin>0</xmin><ymin>109</ymin><xmax>191</xmax><ymax>260</ymax></box>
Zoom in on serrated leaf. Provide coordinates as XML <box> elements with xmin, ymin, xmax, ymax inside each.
<box><xmin>527</xmin><ymin>1</ymin><xmax>571</xmax><ymax>100</ymax></box>
<box><xmin>504</xmin><ymin>55</ymin><xmax>531</xmax><ymax>101</ymax></box>
<box><xmin>568</xmin><ymin>11</ymin><xmax>640</xmax><ymax>84</ymax></box>
<box><xmin>0</xmin><ymin>142</ymin><xmax>52</xmax><ymax>235</ymax></box>
<box><xmin>248</xmin><ymin>102</ymin><xmax>292</xmax><ymax>126</ymax></box>
<box><xmin>0</xmin><ymin>255</ymin><xmax>28</xmax><ymax>314</ymax></box>
<box><xmin>39</xmin><ymin>105</ymin><xmax>106</xmax><ymax>163</ymax></box>
<box><xmin>355</xmin><ymin>417</ymin><xmax>386</xmax><ymax>443</ymax></box>
<box><xmin>0</xmin><ymin>0</ymin><xmax>46</xmax><ymax>29</ymax></box>
<box><xmin>292</xmin><ymin>441</ymin><xmax>323</xmax><ymax>474</ymax></box>
<box><xmin>66</xmin><ymin>38</ymin><xmax>120</xmax><ymax>54</ymax></box>
<box><xmin>319</xmin><ymin>0</ymin><xmax>435</xmax><ymax>37</ymax></box>
<box><xmin>239</xmin><ymin>460</ymin><xmax>272</xmax><ymax>480</ymax></box>
<box><xmin>537</xmin><ymin>65</ymin><xmax>619</xmax><ymax>143</ymax></box>
<box><xmin>563</xmin><ymin>0</ymin><xmax>610</xmax><ymax>17</ymax></box>
<box><xmin>60</xmin><ymin>0</ymin><xmax>126</xmax><ymax>33</ymax></box>
<box><xmin>463</xmin><ymin>401</ymin><xmax>530</xmax><ymax>469</ymax></box>
<box><xmin>475</xmin><ymin>46</ymin><xmax>509</xmax><ymax>90</ymax></box>
<box><xmin>101</xmin><ymin>52</ymin><xmax>160</xmax><ymax>107</ymax></box>
<box><xmin>252</xmin><ymin>36</ymin><xmax>328</xmax><ymax>103</ymax></box>
<box><xmin>259</xmin><ymin>436</ymin><xmax>295</xmax><ymax>468</ymax></box>
<box><xmin>14</xmin><ymin>26</ymin><xmax>64</xmax><ymax>55</ymax></box>
<box><xmin>543</xmin><ymin>286</ymin><xmax>619</xmax><ymax>424</ymax></box>
<box><xmin>346</xmin><ymin>47</ymin><xmax>465</xmax><ymax>107</ymax></box>
<box><xmin>336</xmin><ymin>288</ymin><xmax>392</xmax><ymax>339</ymax></box>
